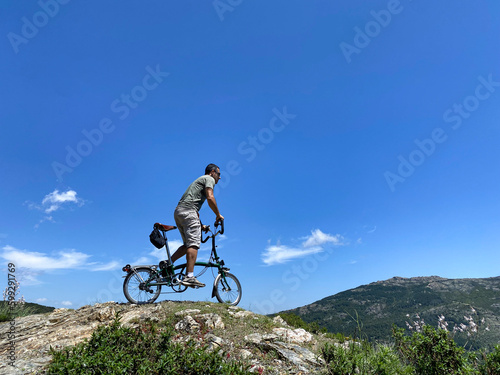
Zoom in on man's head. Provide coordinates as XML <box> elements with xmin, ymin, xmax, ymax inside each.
<box><xmin>205</xmin><ymin>163</ymin><xmax>221</xmax><ymax>184</ymax></box>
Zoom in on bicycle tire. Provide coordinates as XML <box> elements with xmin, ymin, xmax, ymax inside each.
<box><xmin>123</xmin><ymin>267</ymin><xmax>161</xmax><ymax>304</ymax></box>
<box><xmin>214</xmin><ymin>272</ymin><xmax>242</xmax><ymax>306</ymax></box>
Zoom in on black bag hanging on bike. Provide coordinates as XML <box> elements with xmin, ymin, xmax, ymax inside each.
<box><xmin>149</xmin><ymin>226</ymin><xmax>166</xmax><ymax>249</ymax></box>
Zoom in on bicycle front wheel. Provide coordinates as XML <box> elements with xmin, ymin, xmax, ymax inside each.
<box><xmin>123</xmin><ymin>267</ymin><xmax>161</xmax><ymax>304</ymax></box>
<box><xmin>214</xmin><ymin>272</ymin><xmax>242</xmax><ymax>306</ymax></box>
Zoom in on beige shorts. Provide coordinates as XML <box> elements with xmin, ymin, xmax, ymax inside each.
<box><xmin>174</xmin><ymin>206</ymin><xmax>201</xmax><ymax>249</ymax></box>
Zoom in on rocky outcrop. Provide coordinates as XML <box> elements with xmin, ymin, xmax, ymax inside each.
<box><xmin>0</xmin><ymin>302</ymin><xmax>329</xmax><ymax>374</ymax></box>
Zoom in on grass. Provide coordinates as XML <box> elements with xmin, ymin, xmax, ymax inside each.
<box><xmin>47</xmin><ymin>314</ymin><xmax>253</xmax><ymax>374</ymax></box>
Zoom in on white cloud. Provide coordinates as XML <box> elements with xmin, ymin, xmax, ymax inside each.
<box><xmin>36</xmin><ymin>298</ymin><xmax>48</xmax><ymax>303</ymax></box>
<box><xmin>90</xmin><ymin>261</ymin><xmax>120</xmax><ymax>271</ymax></box>
<box><xmin>262</xmin><ymin>244</ymin><xmax>323</xmax><ymax>265</ymax></box>
<box><xmin>301</xmin><ymin>229</ymin><xmax>343</xmax><ymax>247</ymax></box>
<box><xmin>262</xmin><ymin>229</ymin><xmax>346</xmax><ymax>266</ymax></box>
<box><xmin>148</xmin><ymin>239</ymin><xmax>183</xmax><ymax>262</ymax></box>
<box><xmin>1</xmin><ymin>245</ymin><xmax>89</xmax><ymax>269</ymax></box>
<box><xmin>14</xmin><ymin>268</ymin><xmax>43</xmax><ymax>286</ymax></box>
<box><xmin>42</xmin><ymin>189</ymin><xmax>82</xmax><ymax>213</ymax></box>
<box><xmin>132</xmin><ymin>256</ymin><xmax>151</xmax><ymax>265</ymax></box>
<box><xmin>27</xmin><ymin>190</ymin><xmax>84</xmax><ymax>228</ymax></box>
<box><xmin>61</xmin><ymin>301</ymin><xmax>72</xmax><ymax>306</ymax></box>
<box><xmin>1</xmin><ymin>245</ymin><xmax>119</xmax><ymax>275</ymax></box>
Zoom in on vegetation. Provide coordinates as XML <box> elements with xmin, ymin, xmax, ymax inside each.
<box><xmin>0</xmin><ymin>300</ymin><xmax>55</xmax><ymax>322</ymax></box>
<box><xmin>37</xmin><ymin>305</ymin><xmax>500</xmax><ymax>374</ymax></box>
<box><xmin>321</xmin><ymin>315</ymin><xmax>500</xmax><ymax>374</ymax></box>
<box><xmin>322</xmin><ymin>341</ymin><xmax>414</xmax><ymax>375</ymax></box>
<box><xmin>276</xmin><ymin>311</ymin><xmax>500</xmax><ymax>374</ymax></box>
<box><xmin>1</xmin><ymin>280</ymin><xmax>55</xmax><ymax>322</ymax></box>
<box><xmin>47</xmin><ymin>314</ymin><xmax>252</xmax><ymax>374</ymax></box>
<box><xmin>277</xmin><ymin>311</ymin><xmax>327</xmax><ymax>333</ymax></box>
<box><xmin>283</xmin><ymin>276</ymin><xmax>500</xmax><ymax>350</ymax></box>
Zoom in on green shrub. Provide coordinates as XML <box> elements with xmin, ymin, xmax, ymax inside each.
<box><xmin>393</xmin><ymin>325</ymin><xmax>476</xmax><ymax>375</ymax></box>
<box><xmin>479</xmin><ymin>345</ymin><xmax>500</xmax><ymax>375</ymax></box>
<box><xmin>321</xmin><ymin>340</ymin><xmax>413</xmax><ymax>375</ymax></box>
<box><xmin>277</xmin><ymin>312</ymin><xmax>327</xmax><ymax>334</ymax></box>
<box><xmin>47</xmin><ymin>315</ymin><xmax>251</xmax><ymax>374</ymax></box>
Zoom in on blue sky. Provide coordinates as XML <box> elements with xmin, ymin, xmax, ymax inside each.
<box><xmin>1</xmin><ymin>1</ymin><xmax>499</xmax><ymax>315</ymax></box>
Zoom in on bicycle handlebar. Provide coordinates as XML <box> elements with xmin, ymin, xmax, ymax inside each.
<box><xmin>200</xmin><ymin>219</ymin><xmax>224</xmax><ymax>243</ymax></box>
<box><xmin>215</xmin><ymin>219</ymin><xmax>224</xmax><ymax>235</ymax></box>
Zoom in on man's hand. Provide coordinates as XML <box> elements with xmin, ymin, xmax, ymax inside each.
<box><xmin>216</xmin><ymin>214</ymin><xmax>224</xmax><ymax>224</ymax></box>
<box><xmin>202</xmin><ymin>224</ymin><xmax>210</xmax><ymax>233</ymax></box>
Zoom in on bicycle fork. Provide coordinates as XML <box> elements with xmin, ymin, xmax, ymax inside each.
<box><xmin>211</xmin><ymin>271</ymin><xmax>231</xmax><ymax>298</ymax></box>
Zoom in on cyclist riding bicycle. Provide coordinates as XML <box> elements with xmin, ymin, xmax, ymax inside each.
<box><xmin>169</xmin><ymin>163</ymin><xmax>224</xmax><ymax>288</ymax></box>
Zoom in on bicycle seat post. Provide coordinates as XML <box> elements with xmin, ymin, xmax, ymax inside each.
<box><xmin>164</xmin><ymin>232</ymin><xmax>173</xmax><ymax>264</ymax></box>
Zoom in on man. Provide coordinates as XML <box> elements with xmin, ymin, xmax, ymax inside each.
<box><xmin>171</xmin><ymin>164</ymin><xmax>224</xmax><ymax>287</ymax></box>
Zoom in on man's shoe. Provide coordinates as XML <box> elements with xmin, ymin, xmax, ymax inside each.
<box><xmin>181</xmin><ymin>276</ymin><xmax>205</xmax><ymax>288</ymax></box>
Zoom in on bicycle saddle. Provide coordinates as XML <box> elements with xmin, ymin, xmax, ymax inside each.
<box><xmin>154</xmin><ymin>223</ymin><xmax>177</xmax><ymax>232</ymax></box>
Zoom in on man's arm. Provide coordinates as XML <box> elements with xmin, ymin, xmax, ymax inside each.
<box><xmin>205</xmin><ymin>187</ymin><xmax>224</xmax><ymax>222</ymax></box>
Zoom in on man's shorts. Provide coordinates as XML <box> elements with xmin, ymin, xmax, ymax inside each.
<box><xmin>174</xmin><ymin>206</ymin><xmax>201</xmax><ymax>249</ymax></box>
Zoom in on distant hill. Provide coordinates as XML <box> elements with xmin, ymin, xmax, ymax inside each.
<box><xmin>281</xmin><ymin>276</ymin><xmax>500</xmax><ymax>350</ymax></box>
<box><xmin>0</xmin><ymin>301</ymin><xmax>55</xmax><ymax>320</ymax></box>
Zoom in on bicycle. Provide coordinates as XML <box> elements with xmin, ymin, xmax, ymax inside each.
<box><xmin>122</xmin><ymin>220</ymin><xmax>242</xmax><ymax>306</ymax></box>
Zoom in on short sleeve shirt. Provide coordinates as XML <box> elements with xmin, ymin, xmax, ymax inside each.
<box><xmin>177</xmin><ymin>175</ymin><xmax>215</xmax><ymax>212</ymax></box>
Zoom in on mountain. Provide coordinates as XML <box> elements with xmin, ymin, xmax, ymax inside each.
<box><xmin>281</xmin><ymin>276</ymin><xmax>500</xmax><ymax>350</ymax></box>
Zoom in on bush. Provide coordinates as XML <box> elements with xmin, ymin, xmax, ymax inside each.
<box><xmin>480</xmin><ymin>345</ymin><xmax>500</xmax><ymax>375</ymax></box>
<box><xmin>47</xmin><ymin>315</ymin><xmax>251</xmax><ymax>374</ymax></box>
<box><xmin>277</xmin><ymin>312</ymin><xmax>327</xmax><ymax>334</ymax></box>
<box><xmin>321</xmin><ymin>340</ymin><xmax>413</xmax><ymax>375</ymax></box>
<box><xmin>393</xmin><ymin>325</ymin><xmax>476</xmax><ymax>375</ymax></box>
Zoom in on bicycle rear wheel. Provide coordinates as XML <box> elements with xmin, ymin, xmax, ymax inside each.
<box><xmin>214</xmin><ymin>272</ymin><xmax>242</xmax><ymax>306</ymax></box>
<box><xmin>123</xmin><ymin>267</ymin><xmax>161</xmax><ymax>304</ymax></box>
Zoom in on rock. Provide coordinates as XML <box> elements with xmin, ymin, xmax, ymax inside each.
<box><xmin>174</xmin><ymin>315</ymin><xmax>200</xmax><ymax>333</ymax></box>
<box><xmin>205</xmin><ymin>333</ymin><xmax>225</xmax><ymax>351</ymax></box>
<box><xmin>272</xmin><ymin>327</ymin><xmax>313</xmax><ymax>344</ymax></box>
<box><xmin>238</xmin><ymin>348</ymin><xmax>253</xmax><ymax>359</ymax></box>
<box><xmin>196</xmin><ymin>313</ymin><xmax>225</xmax><ymax>330</ymax></box>
<box><xmin>245</xmin><ymin>333</ymin><xmax>263</xmax><ymax>344</ymax></box>
<box><xmin>89</xmin><ymin>305</ymin><xmax>116</xmax><ymax>322</ymax></box>
<box><xmin>174</xmin><ymin>309</ymin><xmax>201</xmax><ymax>317</ymax></box>
<box><xmin>272</xmin><ymin>315</ymin><xmax>289</xmax><ymax>326</ymax></box>
<box><xmin>0</xmin><ymin>302</ymin><xmax>329</xmax><ymax>374</ymax></box>
<box><xmin>233</xmin><ymin>310</ymin><xmax>254</xmax><ymax>318</ymax></box>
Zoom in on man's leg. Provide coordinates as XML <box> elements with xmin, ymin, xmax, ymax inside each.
<box><xmin>185</xmin><ymin>247</ymin><xmax>198</xmax><ymax>273</ymax></box>
<box><xmin>182</xmin><ymin>246</ymin><xmax>204</xmax><ymax>287</ymax></box>
<box><xmin>171</xmin><ymin>245</ymin><xmax>187</xmax><ymax>263</ymax></box>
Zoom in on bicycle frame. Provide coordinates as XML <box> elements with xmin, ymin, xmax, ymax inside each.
<box><xmin>139</xmin><ymin>222</ymin><xmax>230</xmax><ymax>293</ymax></box>
<box><xmin>122</xmin><ymin>220</ymin><xmax>241</xmax><ymax>305</ymax></box>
